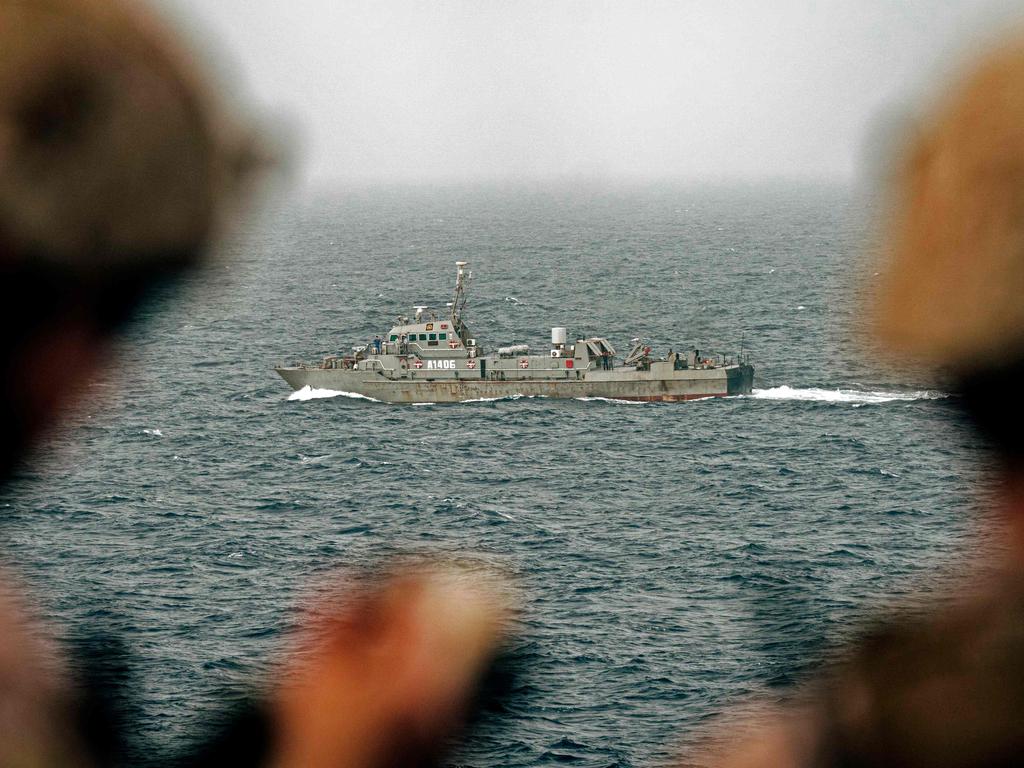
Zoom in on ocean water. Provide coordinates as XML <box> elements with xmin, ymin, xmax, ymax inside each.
<box><xmin>1</xmin><ymin>182</ymin><xmax>998</xmax><ymax>765</ymax></box>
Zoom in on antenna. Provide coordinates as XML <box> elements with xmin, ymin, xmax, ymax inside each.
<box><xmin>450</xmin><ymin>260</ymin><xmax>472</xmax><ymax>340</ymax></box>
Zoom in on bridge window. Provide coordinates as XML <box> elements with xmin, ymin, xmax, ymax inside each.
<box><xmin>390</xmin><ymin>335</ymin><xmax>398</xmax><ymax>342</ymax></box>
<box><xmin>428</xmin><ymin>333</ymin><xmax>437</xmax><ymax>341</ymax></box>
<box><xmin>439</xmin><ymin>333</ymin><xmax>447</xmax><ymax>340</ymax></box>
<box><xmin>419</xmin><ymin>333</ymin><xmax>428</xmax><ymax>341</ymax></box>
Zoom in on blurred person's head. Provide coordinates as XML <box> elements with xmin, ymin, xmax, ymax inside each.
<box><xmin>815</xmin><ymin>35</ymin><xmax>1024</xmax><ymax>766</ymax></box>
<box><xmin>0</xmin><ymin>0</ymin><xmax>259</xmax><ymax>481</ymax></box>
<box><xmin>689</xmin><ymin>34</ymin><xmax>1024</xmax><ymax>768</ymax></box>
<box><xmin>0</xmin><ymin>0</ymin><xmax>261</xmax><ymax>759</ymax></box>
<box><xmin>0</xmin><ymin>7</ymin><xmax>520</xmax><ymax>768</ymax></box>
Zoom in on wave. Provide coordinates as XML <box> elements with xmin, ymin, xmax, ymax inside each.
<box><xmin>286</xmin><ymin>385</ymin><xmax>380</xmax><ymax>402</ymax></box>
<box><xmin>462</xmin><ymin>394</ymin><xmax>645</xmax><ymax>405</ymax></box>
<box><xmin>459</xmin><ymin>393</ymin><xmax>541</xmax><ymax>404</ymax></box>
<box><xmin>420</xmin><ymin>394</ymin><xmax>536</xmax><ymax>405</ymax></box>
<box><xmin>574</xmin><ymin>396</ymin><xmax>647</xmax><ymax>405</ymax></box>
<box><xmin>748</xmin><ymin>385</ymin><xmax>950</xmax><ymax>405</ymax></box>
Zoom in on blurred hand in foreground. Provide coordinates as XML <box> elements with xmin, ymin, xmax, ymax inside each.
<box><xmin>270</xmin><ymin>565</ymin><xmax>513</xmax><ymax>768</ymax></box>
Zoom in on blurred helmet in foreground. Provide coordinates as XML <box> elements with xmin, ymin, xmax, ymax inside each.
<box><xmin>0</xmin><ymin>0</ymin><xmax>258</xmax><ymax>264</ymax></box>
<box><xmin>875</xmin><ymin>37</ymin><xmax>1024</xmax><ymax>371</ymax></box>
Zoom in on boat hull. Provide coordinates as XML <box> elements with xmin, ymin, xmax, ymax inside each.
<box><xmin>275</xmin><ymin>363</ymin><xmax>754</xmax><ymax>404</ymax></box>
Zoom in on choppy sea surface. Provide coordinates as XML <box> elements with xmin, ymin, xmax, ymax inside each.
<box><xmin>1</xmin><ymin>183</ymin><xmax>999</xmax><ymax>765</ymax></box>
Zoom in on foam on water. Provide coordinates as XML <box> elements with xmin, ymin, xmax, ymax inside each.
<box><xmin>750</xmin><ymin>385</ymin><xmax>950</xmax><ymax>405</ymax></box>
<box><xmin>462</xmin><ymin>394</ymin><xmax>649</xmax><ymax>405</ymax></box>
<box><xmin>287</xmin><ymin>385</ymin><xmax>380</xmax><ymax>402</ymax></box>
<box><xmin>574</xmin><ymin>396</ymin><xmax>648</xmax><ymax>405</ymax></box>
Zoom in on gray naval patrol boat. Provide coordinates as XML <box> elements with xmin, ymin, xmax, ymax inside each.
<box><xmin>276</xmin><ymin>261</ymin><xmax>754</xmax><ymax>403</ymax></box>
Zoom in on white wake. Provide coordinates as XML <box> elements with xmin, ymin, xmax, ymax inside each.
<box><xmin>749</xmin><ymin>385</ymin><xmax>950</xmax><ymax>405</ymax></box>
<box><xmin>287</xmin><ymin>385</ymin><xmax>380</xmax><ymax>402</ymax></box>
<box><xmin>574</xmin><ymin>396</ymin><xmax>647</xmax><ymax>405</ymax></box>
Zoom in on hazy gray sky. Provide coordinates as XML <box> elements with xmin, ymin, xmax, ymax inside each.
<box><xmin>157</xmin><ymin>0</ymin><xmax>1024</xmax><ymax>187</ymax></box>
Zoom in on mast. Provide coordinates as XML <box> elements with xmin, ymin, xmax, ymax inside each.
<box><xmin>450</xmin><ymin>261</ymin><xmax>472</xmax><ymax>341</ymax></box>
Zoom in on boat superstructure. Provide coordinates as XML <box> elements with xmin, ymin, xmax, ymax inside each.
<box><xmin>275</xmin><ymin>261</ymin><xmax>754</xmax><ymax>403</ymax></box>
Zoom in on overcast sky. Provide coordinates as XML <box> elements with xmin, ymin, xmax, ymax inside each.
<box><xmin>156</xmin><ymin>0</ymin><xmax>1024</xmax><ymax>187</ymax></box>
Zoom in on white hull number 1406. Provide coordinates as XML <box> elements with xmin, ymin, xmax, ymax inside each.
<box><xmin>425</xmin><ymin>359</ymin><xmax>457</xmax><ymax>370</ymax></box>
